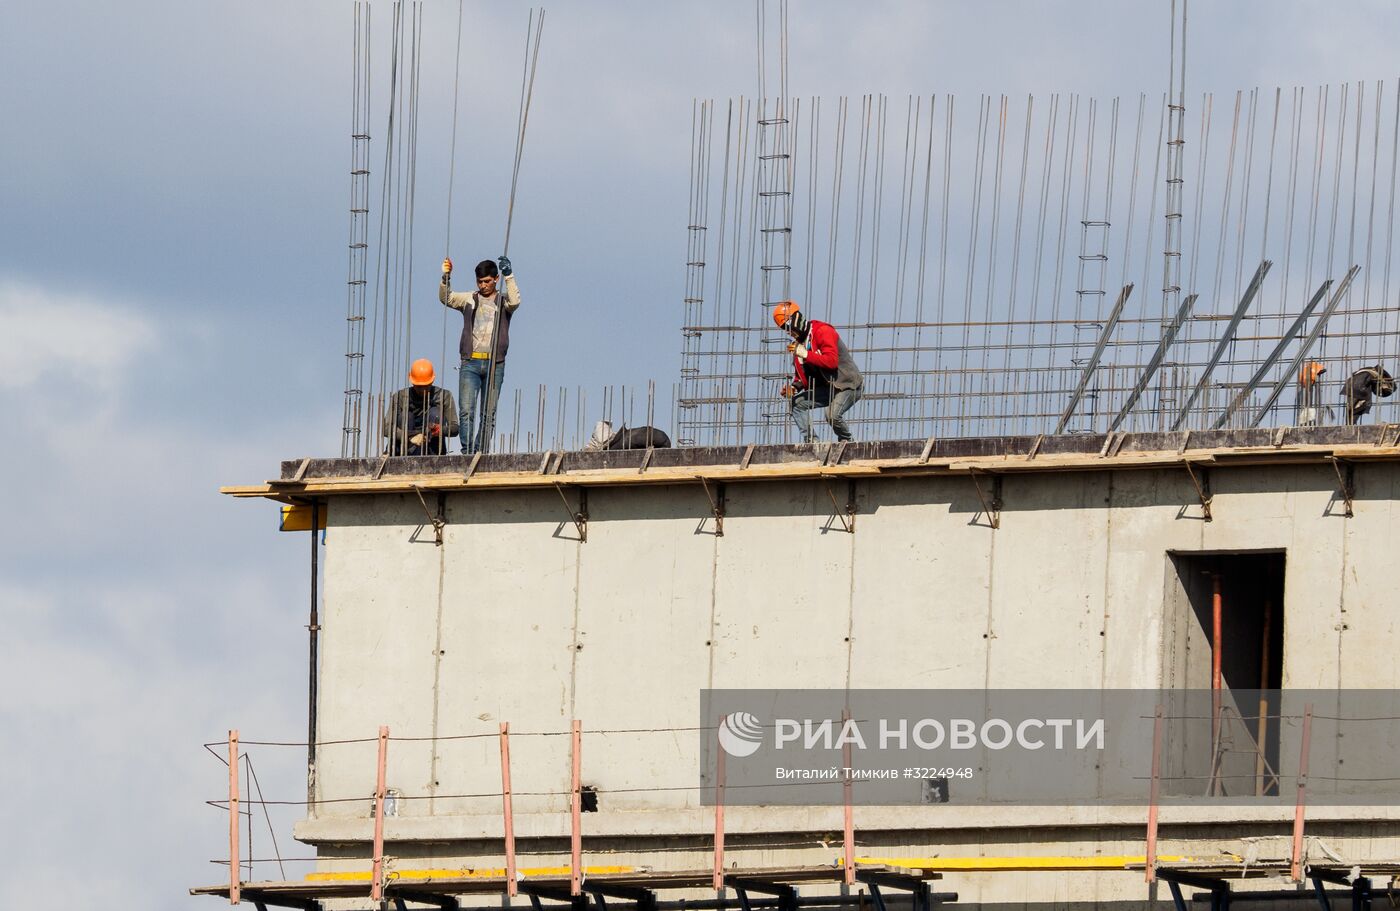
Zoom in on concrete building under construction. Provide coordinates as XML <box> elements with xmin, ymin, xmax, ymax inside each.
<box><xmin>201</xmin><ymin>425</ymin><xmax>1400</xmax><ymax>910</ymax></box>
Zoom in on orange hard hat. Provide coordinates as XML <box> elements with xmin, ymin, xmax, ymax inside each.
<box><xmin>1298</xmin><ymin>361</ymin><xmax>1326</xmax><ymax>388</ymax></box>
<box><xmin>773</xmin><ymin>300</ymin><xmax>800</xmax><ymax>328</ymax></box>
<box><xmin>409</xmin><ymin>358</ymin><xmax>435</xmax><ymax>386</ymax></box>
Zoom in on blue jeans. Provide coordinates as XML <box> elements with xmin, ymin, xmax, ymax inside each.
<box><xmin>459</xmin><ymin>358</ymin><xmax>506</xmax><ymax>454</ymax></box>
<box><xmin>791</xmin><ymin>384</ymin><xmax>862</xmax><ymax>442</ymax></box>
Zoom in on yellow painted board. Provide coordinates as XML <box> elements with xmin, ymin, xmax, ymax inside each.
<box><xmin>279</xmin><ymin>503</ymin><xmax>327</xmax><ymax>532</ymax></box>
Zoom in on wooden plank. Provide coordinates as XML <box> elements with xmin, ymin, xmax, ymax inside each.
<box><xmin>222</xmin><ymin>444</ymin><xmax>1400</xmax><ymax>501</ymax></box>
<box><xmin>191</xmin><ymin>865</ymin><xmax>884</xmax><ymax>901</ymax></box>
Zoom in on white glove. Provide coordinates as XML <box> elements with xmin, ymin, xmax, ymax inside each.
<box><xmin>793</xmin><ymin>343</ymin><xmax>809</xmax><ymax>360</ymax></box>
<box><xmin>410</xmin><ymin>433</ymin><xmax>426</xmax><ymax>446</ymax></box>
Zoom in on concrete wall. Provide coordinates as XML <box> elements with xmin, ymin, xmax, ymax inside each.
<box><xmin>302</xmin><ymin>461</ymin><xmax>1400</xmax><ymax>902</ymax></box>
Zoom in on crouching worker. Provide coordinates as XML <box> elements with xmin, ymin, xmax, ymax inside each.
<box><xmin>587</xmin><ymin>420</ymin><xmax>672</xmax><ymax>450</ymax></box>
<box><xmin>773</xmin><ymin>300</ymin><xmax>863</xmax><ymax>443</ymax></box>
<box><xmin>383</xmin><ymin>358</ymin><xmax>460</xmax><ymax>456</ymax></box>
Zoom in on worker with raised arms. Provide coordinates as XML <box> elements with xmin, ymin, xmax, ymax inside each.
<box><xmin>440</xmin><ymin>255</ymin><xmax>521</xmax><ymax>454</ymax></box>
<box><xmin>773</xmin><ymin>301</ymin><xmax>863</xmax><ymax>443</ymax></box>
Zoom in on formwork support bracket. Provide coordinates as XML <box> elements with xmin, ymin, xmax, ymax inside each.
<box><xmin>1154</xmin><ymin>869</ymin><xmax>1230</xmax><ymax>911</ymax></box>
<box><xmin>725</xmin><ymin>876</ymin><xmax>798</xmax><ymax>911</ymax></box>
<box><xmin>1183</xmin><ymin>463</ymin><xmax>1213</xmax><ymax>522</ymax></box>
<box><xmin>1100</xmin><ymin>431</ymin><xmax>1127</xmax><ymax>458</ymax></box>
<box><xmin>1309</xmin><ymin>869</ymin><xmax>1372</xmax><ymax>911</ymax></box>
<box><xmin>587</xmin><ymin>884</ymin><xmax>658</xmax><ymax>911</ymax></box>
<box><xmin>240</xmin><ymin>894</ymin><xmax>318</xmax><ymax>911</ymax></box>
<box><xmin>699</xmin><ymin>478</ymin><xmax>726</xmax><ymax>536</ymax></box>
<box><xmin>411</xmin><ymin>485</ymin><xmax>447</xmax><ymax>546</ymax></box>
<box><xmin>393</xmin><ymin>891</ymin><xmax>460</xmax><ymax>910</ymax></box>
<box><xmin>1329</xmin><ymin>457</ymin><xmax>1355</xmax><ymax>518</ymax></box>
<box><xmin>823</xmin><ymin>478</ymin><xmax>857</xmax><ymax>534</ymax></box>
<box><xmin>920</xmin><ymin>435</ymin><xmax>939</xmax><ymax>463</ymax></box>
<box><xmin>970</xmin><ymin>472</ymin><xmax>1002</xmax><ymax>529</ymax></box>
<box><xmin>857</xmin><ymin>871</ymin><xmax>958</xmax><ymax>911</ymax></box>
<box><xmin>521</xmin><ymin>885</ymin><xmax>589</xmax><ymax>911</ymax></box>
<box><xmin>554</xmin><ymin>484</ymin><xmax>588</xmax><ymax>543</ymax></box>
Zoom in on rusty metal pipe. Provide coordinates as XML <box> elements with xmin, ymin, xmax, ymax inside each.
<box><xmin>1211</xmin><ymin>573</ymin><xmax>1223</xmax><ymax>795</ymax></box>
<box><xmin>1256</xmin><ymin>599</ymin><xmax>1272</xmax><ymax>796</ymax></box>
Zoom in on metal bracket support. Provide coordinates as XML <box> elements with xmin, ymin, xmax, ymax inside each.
<box><xmin>411</xmin><ymin>485</ymin><xmax>447</xmax><ymax>546</ymax></box>
<box><xmin>699</xmin><ymin>478</ymin><xmax>725</xmax><ymax>536</ymax></box>
<box><xmin>554</xmin><ymin>484</ymin><xmax>588</xmax><ymax>543</ymax></box>
<box><xmin>740</xmin><ymin>443</ymin><xmax>756</xmax><ymax>470</ymax></box>
<box><xmin>291</xmin><ymin>457</ymin><xmax>312</xmax><ymax>483</ymax></box>
<box><xmin>639</xmin><ymin>447</ymin><xmax>655</xmax><ymax>473</ymax></box>
<box><xmin>1183</xmin><ymin>463</ymin><xmax>1213</xmax><ymax>522</ymax></box>
<box><xmin>724</xmin><ymin>876</ymin><xmax>798</xmax><ymax>911</ymax></box>
<box><xmin>857</xmin><ymin>871</ymin><xmax>958</xmax><ymax>911</ymax></box>
<box><xmin>392</xmin><ymin>891</ymin><xmax>460</xmax><ymax>910</ymax></box>
<box><xmin>1026</xmin><ymin>434</ymin><xmax>1043</xmax><ymax>460</ymax></box>
<box><xmin>372</xmin><ymin>454</ymin><xmax>389</xmax><ymax>480</ymax></box>
<box><xmin>587</xmin><ymin>884</ymin><xmax>658</xmax><ymax>911</ymax></box>
<box><xmin>1330</xmin><ymin>458</ymin><xmax>1356</xmax><ymax>518</ymax></box>
<box><xmin>823</xmin><ymin>441</ymin><xmax>848</xmax><ymax>466</ymax></box>
<box><xmin>240</xmin><ymin>893</ymin><xmax>319</xmax><ymax>911</ymax></box>
<box><xmin>823</xmin><ymin>478</ymin><xmax>857</xmax><ymax>533</ymax></box>
<box><xmin>464</xmin><ymin>452</ymin><xmax>482</xmax><ymax>479</ymax></box>
<box><xmin>538</xmin><ymin>451</ymin><xmax>556</xmax><ymax>474</ymax></box>
<box><xmin>970</xmin><ymin>473</ymin><xmax>1002</xmax><ymax>529</ymax></box>
<box><xmin>521</xmin><ymin>885</ymin><xmax>590</xmax><ymax>911</ymax></box>
<box><xmin>1155</xmin><ymin>869</ymin><xmax>1231</xmax><ymax>911</ymax></box>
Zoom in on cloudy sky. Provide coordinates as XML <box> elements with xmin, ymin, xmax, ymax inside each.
<box><xmin>2</xmin><ymin>0</ymin><xmax>1396</xmax><ymax>905</ymax></box>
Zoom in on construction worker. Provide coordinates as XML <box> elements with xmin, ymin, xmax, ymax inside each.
<box><xmin>441</xmin><ymin>255</ymin><xmax>522</xmax><ymax>453</ymax></box>
<box><xmin>383</xmin><ymin>359</ymin><xmax>460</xmax><ymax>456</ymax></box>
<box><xmin>1296</xmin><ymin>361</ymin><xmax>1327</xmax><ymax>426</ymax></box>
<box><xmin>1342</xmin><ymin>364</ymin><xmax>1396</xmax><ymax>424</ymax></box>
<box><xmin>773</xmin><ymin>301</ymin><xmax>863</xmax><ymax>443</ymax></box>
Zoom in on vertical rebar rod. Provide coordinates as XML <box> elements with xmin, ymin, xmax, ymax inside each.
<box><xmin>370</xmin><ymin>725</ymin><xmax>388</xmax><ymax>902</ymax></box>
<box><xmin>1162</xmin><ymin>0</ymin><xmax>1188</xmax><ymax>328</ymax></box>
<box><xmin>500</xmin><ymin>723</ymin><xmax>517</xmax><ymax>896</ymax></box>
<box><xmin>570</xmin><ymin>720</ymin><xmax>583</xmax><ymax>895</ymax></box>
<box><xmin>228</xmin><ymin>729</ymin><xmax>240</xmax><ymax>904</ymax></box>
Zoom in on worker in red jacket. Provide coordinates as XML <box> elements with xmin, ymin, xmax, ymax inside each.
<box><xmin>773</xmin><ymin>301</ymin><xmax>864</xmax><ymax>443</ymax></box>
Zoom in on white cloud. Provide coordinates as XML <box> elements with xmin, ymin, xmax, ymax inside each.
<box><xmin>0</xmin><ymin>279</ymin><xmax>158</xmax><ymax>391</ymax></box>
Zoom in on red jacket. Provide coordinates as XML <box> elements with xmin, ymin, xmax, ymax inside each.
<box><xmin>792</xmin><ymin>320</ymin><xmax>842</xmax><ymax>389</ymax></box>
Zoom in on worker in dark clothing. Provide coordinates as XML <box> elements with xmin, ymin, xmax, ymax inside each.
<box><xmin>383</xmin><ymin>358</ymin><xmax>460</xmax><ymax>456</ymax></box>
<box><xmin>1342</xmin><ymin>364</ymin><xmax>1396</xmax><ymax>424</ymax></box>
<box><xmin>586</xmin><ymin>420</ymin><xmax>672</xmax><ymax>451</ymax></box>
<box><xmin>773</xmin><ymin>300</ymin><xmax>863</xmax><ymax>443</ymax></box>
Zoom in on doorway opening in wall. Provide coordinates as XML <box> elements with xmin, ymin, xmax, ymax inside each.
<box><xmin>1165</xmin><ymin>550</ymin><xmax>1285</xmax><ymax>798</ymax></box>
